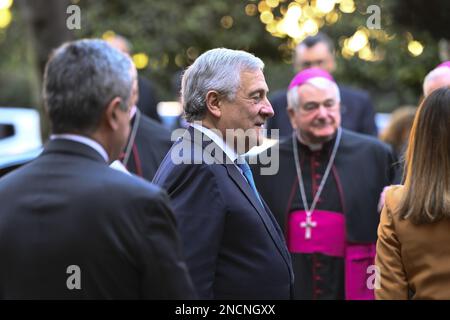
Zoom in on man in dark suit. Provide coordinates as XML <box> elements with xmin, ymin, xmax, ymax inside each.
<box><xmin>0</xmin><ymin>39</ymin><xmax>195</xmax><ymax>299</ymax></box>
<box><xmin>267</xmin><ymin>32</ymin><xmax>377</xmax><ymax>138</ymax></box>
<box><xmin>153</xmin><ymin>48</ymin><xmax>294</xmax><ymax>299</ymax></box>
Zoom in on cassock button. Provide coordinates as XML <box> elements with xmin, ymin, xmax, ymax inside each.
<box><xmin>314</xmin><ymin>173</ymin><xmax>321</xmax><ymax>180</ymax></box>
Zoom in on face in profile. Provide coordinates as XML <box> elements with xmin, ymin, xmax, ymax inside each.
<box><xmin>110</xmin><ymin>70</ymin><xmax>137</xmax><ymax>161</ymax></box>
<box><xmin>219</xmin><ymin>69</ymin><xmax>274</xmax><ymax>153</ymax></box>
<box><xmin>288</xmin><ymin>83</ymin><xmax>341</xmax><ymax>145</ymax></box>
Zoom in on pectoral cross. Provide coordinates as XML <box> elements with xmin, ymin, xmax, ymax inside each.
<box><xmin>300</xmin><ymin>214</ymin><xmax>317</xmax><ymax>240</ymax></box>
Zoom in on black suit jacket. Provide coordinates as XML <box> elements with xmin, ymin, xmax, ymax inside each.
<box><xmin>267</xmin><ymin>85</ymin><xmax>378</xmax><ymax>138</ymax></box>
<box><xmin>137</xmin><ymin>75</ymin><xmax>160</xmax><ymax>122</ymax></box>
<box><xmin>153</xmin><ymin>127</ymin><xmax>294</xmax><ymax>299</ymax></box>
<box><xmin>126</xmin><ymin>113</ymin><xmax>173</xmax><ymax>181</ymax></box>
<box><xmin>0</xmin><ymin>139</ymin><xmax>195</xmax><ymax>299</ymax></box>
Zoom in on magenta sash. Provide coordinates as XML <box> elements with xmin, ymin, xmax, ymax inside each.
<box><xmin>287</xmin><ymin>210</ymin><xmax>375</xmax><ymax>300</ymax></box>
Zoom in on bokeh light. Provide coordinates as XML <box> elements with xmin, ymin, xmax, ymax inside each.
<box><xmin>315</xmin><ymin>0</ymin><xmax>335</xmax><ymax>14</ymax></box>
<box><xmin>0</xmin><ymin>9</ymin><xmax>12</xmax><ymax>29</ymax></box>
<box><xmin>132</xmin><ymin>53</ymin><xmax>149</xmax><ymax>70</ymax></box>
<box><xmin>220</xmin><ymin>16</ymin><xmax>234</xmax><ymax>29</ymax></box>
<box><xmin>408</xmin><ymin>40</ymin><xmax>424</xmax><ymax>57</ymax></box>
<box><xmin>0</xmin><ymin>0</ymin><xmax>13</xmax><ymax>10</ymax></box>
<box><xmin>339</xmin><ymin>0</ymin><xmax>355</xmax><ymax>13</ymax></box>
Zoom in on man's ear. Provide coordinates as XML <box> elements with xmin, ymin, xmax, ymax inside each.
<box><xmin>287</xmin><ymin>107</ymin><xmax>298</xmax><ymax>130</ymax></box>
<box><xmin>205</xmin><ymin>90</ymin><xmax>222</xmax><ymax>119</ymax></box>
<box><xmin>329</xmin><ymin>56</ymin><xmax>336</xmax><ymax>73</ymax></box>
<box><xmin>104</xmin><ymin>97</ymin><xmax>123</xmax><ymax>131</ymax></box>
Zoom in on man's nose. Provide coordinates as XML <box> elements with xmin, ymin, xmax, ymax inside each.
<box><xmin>316</xmin><ymin>105</ymin><xmax>328</xmax><ymax>117</ymax></box>
<box><xmin>261</xmin><ymin>98</ymin><xmax>274</xmax><ymax>118</ymax></box>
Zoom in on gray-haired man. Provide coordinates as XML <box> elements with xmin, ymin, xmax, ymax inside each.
<box><xmin>153</xmin><ymin>48</ymin><xmax>294</xmax><ymax>299</ymax></box>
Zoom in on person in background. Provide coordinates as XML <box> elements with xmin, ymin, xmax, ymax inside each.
<box><xmin>268</xmin><ymin>32</ymin><xmax>377</xmax><ymax>138</ymax></box>
<box><xmin>252</xmin><ymin>68</ymin><xmax>398</xmax><ymax>300</ymax></box>
<box><xmin>106</xmin><ymin>34</ymin><xmax>161</xmax><ymax>122</ymax></box>
<box><xmin>0</xmin><ymin>39</ymin><xmax>195</xmax><ymax>299</ymax></box>
<box><xmin>379</xmin><ymin>106</ymin><xmax>417</xmax><ymax>160</ymax></box>
<box><xmin>375</xmin><ymin>87</ymin><xmax>450</xmax><ymax>300</ymax></box>
<box><xmin>422</xmin><ymin>61</ymin><xmax>450</xmax><ymax>97</ymax></box>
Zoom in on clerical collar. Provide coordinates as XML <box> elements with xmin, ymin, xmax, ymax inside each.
<box><xmin>190</xmin><ymin>123</ymin><xmax>239</xmax><ymax>163</ymax></box>
<box><xmin>304</xmin><ymin>142</ymin><xmax>323</xmax><ymax>151</ymax></box>
<box><xmin>50</xmin><ymin>133</ymin><xmax>109</xmax><ymax>163</ymax></box>
<box><xmin>129</xmin><ymin>105</ymin><xmax>137</xmax><ymax>120</ymax></box>
<box><xmin>297</xmin><ymin>134</ymin><xmax>337</xmax><ymax>153</ymax></box>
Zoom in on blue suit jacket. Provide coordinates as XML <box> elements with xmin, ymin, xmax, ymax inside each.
<box><xmin>267</xmin><ymin>85</ymin><xmax>378</xmax><ymax>138</ymax></box>
<box><xmin>153</xmin><ymin>127</ymin><xmax>294</xmax><ymax>299</ymax></box>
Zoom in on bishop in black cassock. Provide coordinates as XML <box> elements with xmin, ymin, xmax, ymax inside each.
<box><xmin>251</xmin><ymin>68</ymin><xmax>399</xmax><ymax>300</ymax></box>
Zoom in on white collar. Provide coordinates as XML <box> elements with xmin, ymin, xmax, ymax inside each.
<box><xmin>50</xmin><ymin>133</ymin><xmax>109</xmax><ymax>163</ymax></box>
<box><xmin>191</xmin><ymin>123</ymin><xmax>240</xmax><ymax>163</ymax></box>
<box><xmin>129</xmin><ymin>105</ymin><xmax>137</xmax><ymax>119</ymax></box>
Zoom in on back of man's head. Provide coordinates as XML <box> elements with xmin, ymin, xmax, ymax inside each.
<box><xmin>181</xmin><ymin>48</ymin><xmax>264</xmax><ymax>122</ymax></box>
<box><xmin>294</xmin><ymin>32</ymin><xmax>336</xmax><ymax>73</ymax></box>
<box><xmin>43</xmin><ymin>39</ymin><xmax>134</xmax><ymax>134</ymax></box>
<box><xmin>423</xmin><ymin>65</ymin><xmax>450</xmax><ymax>97</ymax></box>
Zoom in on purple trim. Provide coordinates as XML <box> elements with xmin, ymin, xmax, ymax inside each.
<box><xmin>345</xmin><ymin>243</ymin><xmax>376</xmax><ymax>300</ymax></box>
<box><xmin>287</xmin><ymin>210</ymin><xmax>345</xmax><ymax>257</ymax></box>
<box><xmin>288</xmin><ymin>68</ymin><xmax>336</xmax><ymax>90</ymax></box>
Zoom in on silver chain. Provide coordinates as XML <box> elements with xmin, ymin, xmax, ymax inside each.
<box><xmin>292</xmin><ymin>127</ymin><xmax>342</xmax><ymax>218</ymax></box>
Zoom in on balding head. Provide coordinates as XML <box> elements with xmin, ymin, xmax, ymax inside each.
<box><xmin>423</xmin><ymin>66</ymin><xmax>450</xmax><ymax>97</ymax></box>
<box><xmin>105</xmin><ymin>35</ymin><xmax>132</xmax><ymax>56</ymax></box>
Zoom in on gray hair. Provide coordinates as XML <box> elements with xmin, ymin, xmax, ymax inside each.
<box><xmin>287</xmin><ymin>77</ymin><xmax>340</xmax><ymax>110</ymax></box>
<box><xmin>43</xmin><ymin>39</ymin><xmax>134</xmax><ymax>134</ymax></box>
<box><xmin>423</xmin><ymin>66</ymin><xmax>450</xmax><ymax>96</ymax></box>
<box><xmin>181</xmin><ymin>48</ymin><xmax>264</xmax><ymax>122</ymax></box>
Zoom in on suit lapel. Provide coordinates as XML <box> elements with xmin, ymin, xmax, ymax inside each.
<box><xmin>226</xmin><ymin>164</ymin><xmax>292</xmax><ymax>270</ymax></box>
<box><xmin>182</xmin><ymin>126</ymin><xmax>292</xmax><ymax>271</ymax></box>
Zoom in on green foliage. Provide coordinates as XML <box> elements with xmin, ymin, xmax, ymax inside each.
<box><xmin>0</xmin><ymin>6</ymin><xmax>40</xmax><ymax>108</ymax></box>
<box><xmin>0</xmin><ymin>0</ymin><xmax>445</xmax><ymax>113</ymax></box>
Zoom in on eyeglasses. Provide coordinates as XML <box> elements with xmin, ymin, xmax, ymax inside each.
<box><xmin>299</xmin><ymin>99</ymin><xmax>338</xmax><ymax>113</ymax></box>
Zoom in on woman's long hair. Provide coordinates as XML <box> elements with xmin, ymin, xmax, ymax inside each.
<box><xmin>399</xmin><ymin>87</ymin><xmax>450</xmax><ymax>224</ymax></box>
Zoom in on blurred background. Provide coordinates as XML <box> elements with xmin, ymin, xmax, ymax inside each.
<box><xmin>0</xmin><ymin>0</ymin><xmax>449</xmax><ymax>168</ymax></box>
